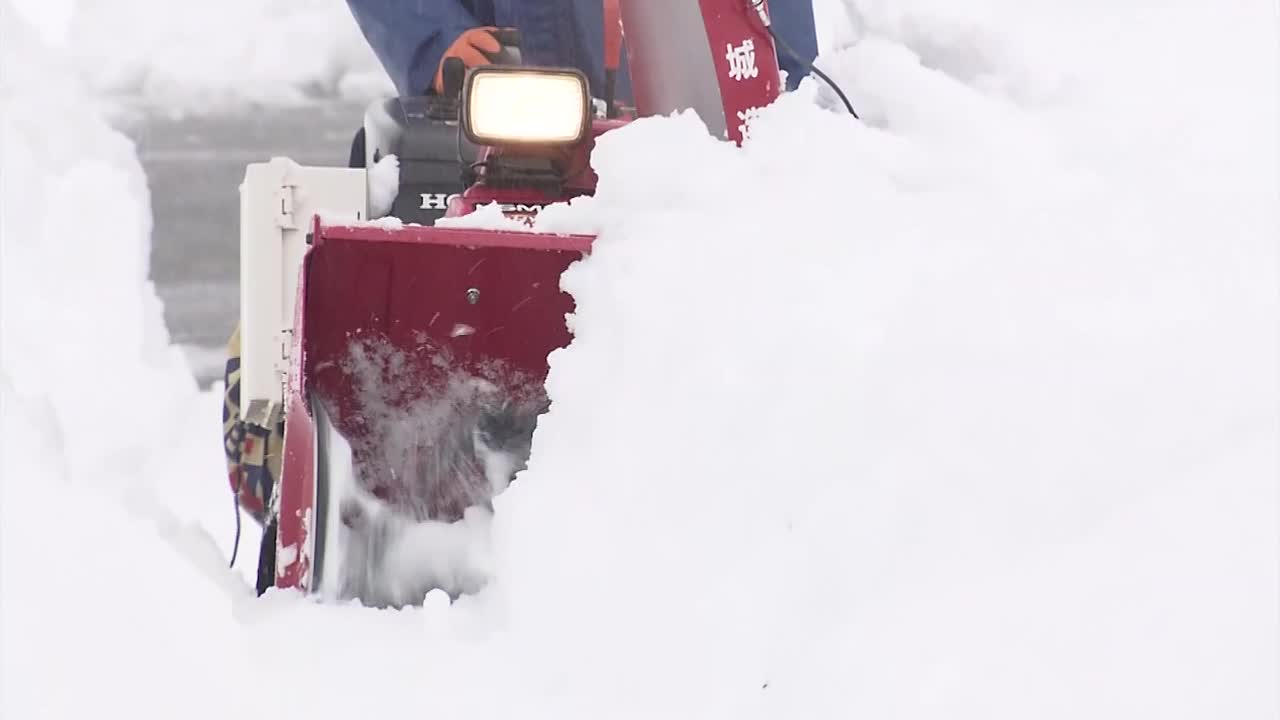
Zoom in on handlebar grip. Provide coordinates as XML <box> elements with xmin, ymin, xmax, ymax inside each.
<box><xmin>491</xmin><ymin>28</ymin><xmax>521</xmax><ymax>48</ymax></box>
<box><xmin>484</xmin><ymin>27</ymin><xmax>522</xmax><ymax>66</ymax></box>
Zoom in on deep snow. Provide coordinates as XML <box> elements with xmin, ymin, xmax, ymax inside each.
<box><xmin>2</xmin><ymin>1</ymin><xmax>1277</xmax><ymax>718</ymax></box>
<box><xmin>60</xmin><ymin>0</ymin><xmax>392</xmax><ymax>112</ymax></box>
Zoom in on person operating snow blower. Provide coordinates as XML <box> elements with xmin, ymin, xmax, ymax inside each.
<box><xmin>222</xmin><ymin>0</ymin><xmax>824</xmax><ymax>593</ymax></box>
<box><xmin>343</xmin><ymin>0</ymin><xmax>821</xmax><ymax>99</ymax></box>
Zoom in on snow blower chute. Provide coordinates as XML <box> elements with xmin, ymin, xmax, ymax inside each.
<box><xmin>233</xmin><ymin>0</ymin><xmax>784</xmax><ymax>605</ymax></box>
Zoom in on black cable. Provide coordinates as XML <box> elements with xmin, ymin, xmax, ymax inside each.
<box><xmin>771</xmin><ymin>27</ymin><xmax>859</xmax><ymax>119</ymax></box>
<box><xmin>749</xmin><ymin>0</ymin><xmax>859</xmax><ymax>119</ymax></box>
<box><xmin>458</xmin><ymin>121</ymin><xmax>476</xmax><ymax>186</ymax></box>
<box><xmin>229</xmin><ymin>470</ymin><xmax>243</xmax><ymax>568</ymax></box>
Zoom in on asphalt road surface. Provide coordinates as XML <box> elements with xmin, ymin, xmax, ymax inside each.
<box><xmin>124</xmin><ymin>101</ymin><xmax>367</xmax><ymax>385</ymax></box>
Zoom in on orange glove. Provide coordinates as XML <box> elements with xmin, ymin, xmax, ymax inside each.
<box><xmin>434</xmin><ymin>27</ymin><xmax>502</xmax><ymax>94</ymax></box>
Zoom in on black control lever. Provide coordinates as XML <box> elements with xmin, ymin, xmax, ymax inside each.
<box><xmin>442</xmin><ymin>57</ymin><xmax>467</xmax><ymax>100</ymax></box>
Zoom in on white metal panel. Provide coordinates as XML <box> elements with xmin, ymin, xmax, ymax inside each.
<box><xmin>238</xmin><ymin>157</ymin><xmax>366</xmax><ymax>421</ymax></box>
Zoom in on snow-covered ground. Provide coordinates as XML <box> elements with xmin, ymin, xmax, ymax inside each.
<box><xmin>2</xmin><ymin>1</ymin><xmax>1276</xmax><ymax>718</ymax></box>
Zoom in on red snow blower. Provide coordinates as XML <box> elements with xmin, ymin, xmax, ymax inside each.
<box><xmin>232</xmin><ymin>0</ymin><xmax>784</xmax><ymax>605</ymax></box>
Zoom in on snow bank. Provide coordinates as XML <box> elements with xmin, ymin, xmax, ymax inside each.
<box><xmin>487</xmin><ymin>8</ymin><xmax>1278</xmax><ymax>708</ymax></box>
<box><xmin>2</xmin><ymin>7</ymin><xmax>260</xmax><ymax>713</ymax></box>
<box><xmin>64</xmin><ymin>0</ymin><xmax>391</xmax><ymax>112</ymax></box>
<box><xmin>2</xmin><ymin>0</ymin><xmax>1276</xmax><ymax>718</ymax></box>
<box><xmin>498</xmin><ymin>2</ymin><xmax>1277</xmax><ymax>715</ymax></box>
<box><xmin>1</xmin><ymin>5</ymin><xmax>198</xmax><ymax>486</ymax></box>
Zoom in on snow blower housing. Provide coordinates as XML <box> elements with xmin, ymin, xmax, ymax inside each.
<box><xmin>235</xmin><ymin>0</ymin><xmax>784</xmax><ymax>605</ymax></box>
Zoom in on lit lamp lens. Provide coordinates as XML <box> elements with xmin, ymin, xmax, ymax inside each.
<box><xmin>465</xmin><ymin>69</ymin><xmax>589</xmax><ymax>145</ymax></box>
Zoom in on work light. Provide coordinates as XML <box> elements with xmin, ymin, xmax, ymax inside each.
<box><xmin>462</xmin><ymin>67</ymin><xmax>591</xmax><ymax>147</ymax></box>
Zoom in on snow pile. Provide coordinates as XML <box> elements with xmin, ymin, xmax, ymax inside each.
<box><xmin>0</xmin><ymin>6</ymin><xmax>198</xmax><ymax>486</ymax></box>
<box><xmin>64</xmin><ymin>0</ymin><xmax>391</xmax><ymax>111</ymax></box>
<box><xmin>437</xmin><ymin>201</ymin><xmax>535</xmax><ymax>231</ymax></box>
<box><xmin>2</xmin><ymin>0</ymin><xmax>1277</xmax><ymax>718</ymax></box>
<box><xmin>2</xmin><ymin>7</ymin><xmax>259</xmax><ymax>714</ymax></box>
<box><xmin>489</xmin><ymin>8</ymin><xmax>1278</xmax><ymax>708</ymax></box>
<box><xmin>502</xmin><ymin>2</ymin><xmax>1276</xmax><ymax>714</ymax></box>
<box><xmin>331</xmin><ymin>480</ymin><xmax>497</xmax><ymax>607</ymax></box>
<box><xmin>366</xmin><ymin>152</ymin><xmax>399</xmax><ymax>217</ymax></box>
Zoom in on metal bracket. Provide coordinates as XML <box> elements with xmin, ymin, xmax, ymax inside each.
<box><xmin>274</xmin><ymin>184</ymin><xmax>297</xmax><ymax>229</ymax></box>
<box><xmin>278</xmin><ymin>328</ymin><xmax>292</xmax><ymax>405</ymax></box>
<box><xmin>244</xmin><ymin>398</ymin><xmax>283</xmax><ymax>430</ymax></box>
